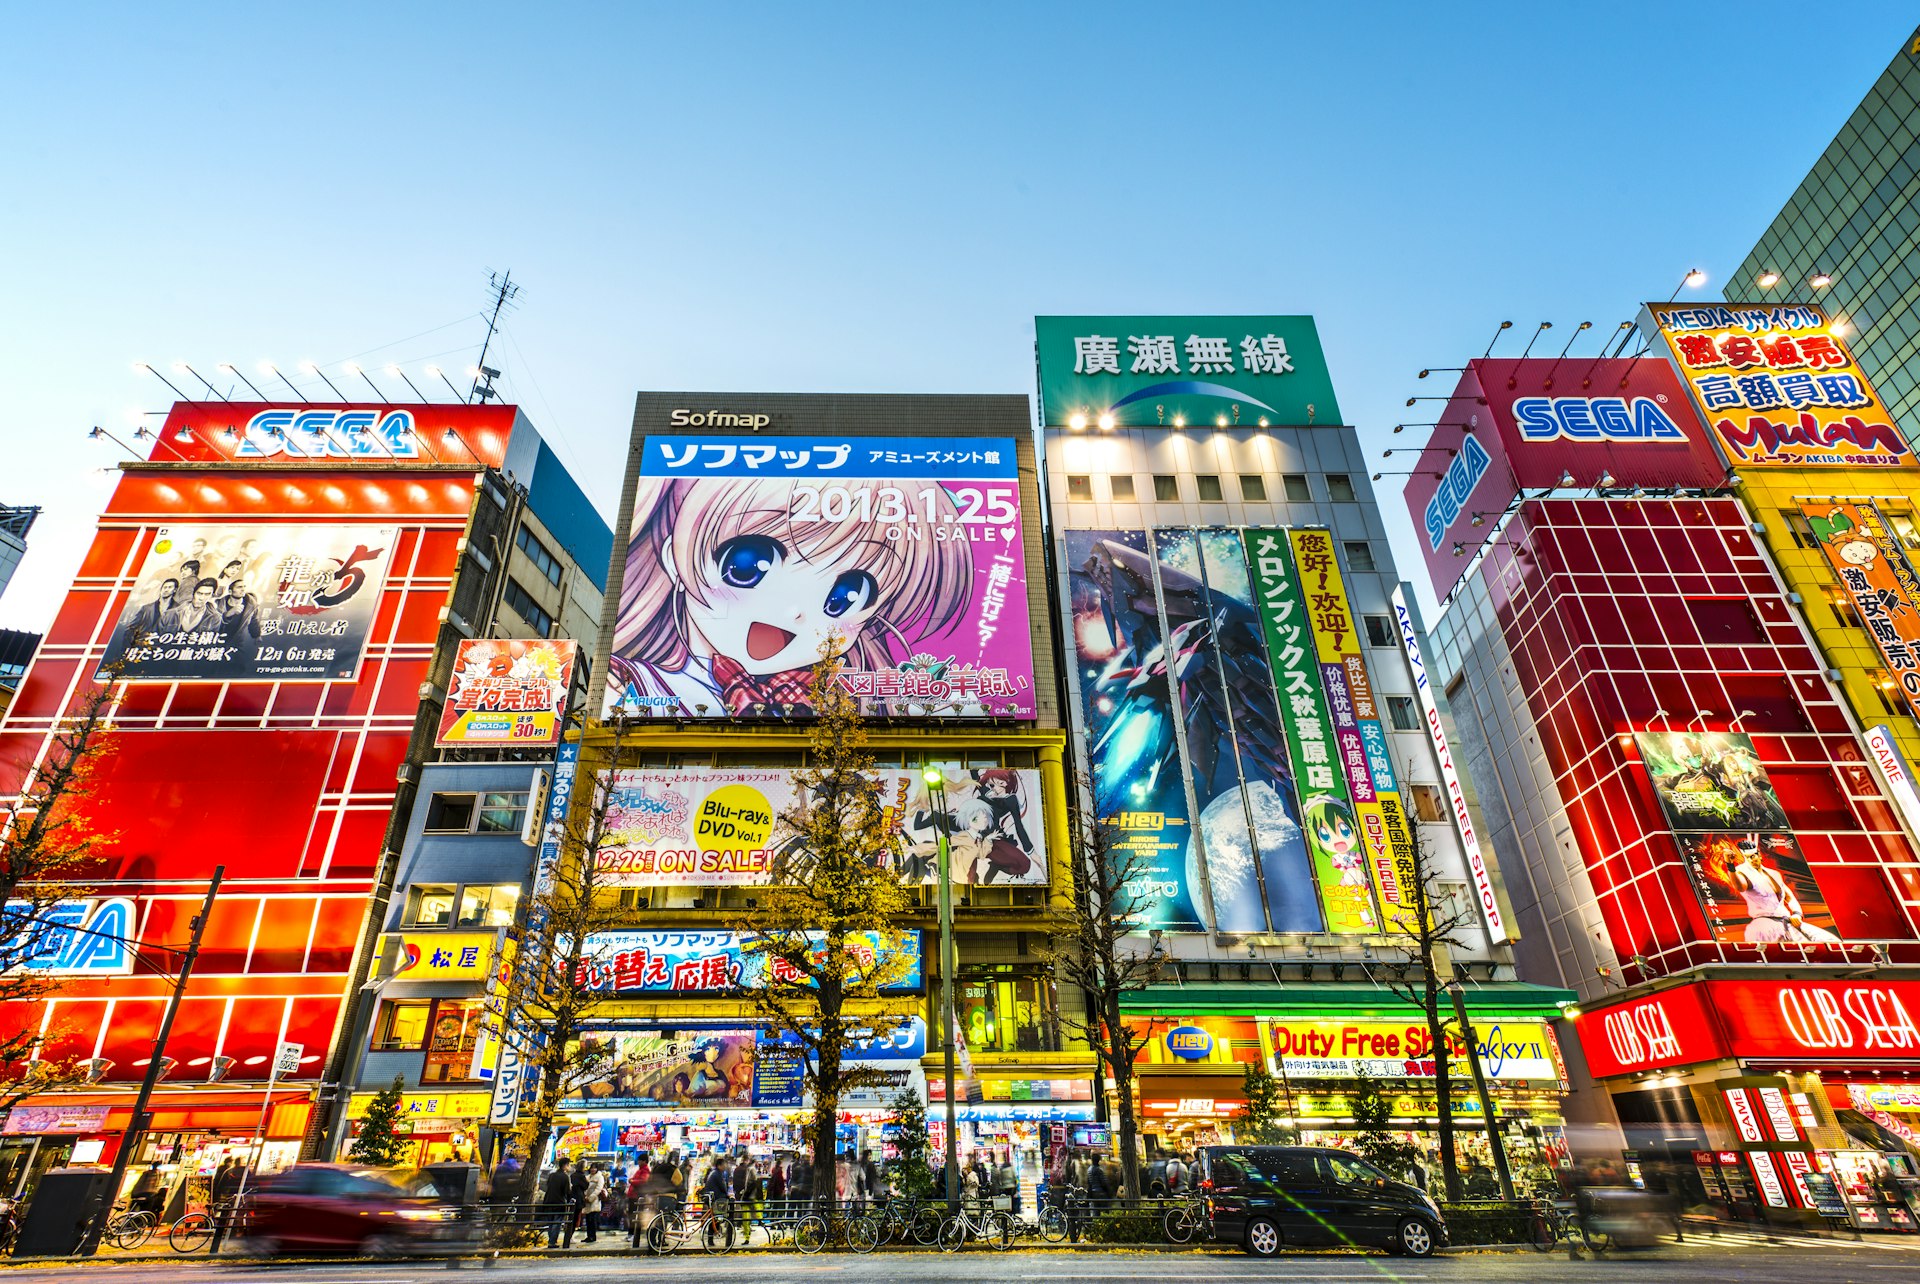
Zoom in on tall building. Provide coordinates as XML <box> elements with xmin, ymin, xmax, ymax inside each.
<box><xmin>1407</xmin><ymin>319</ymin><xmax>1920</xmax><ymax>1228</ymax></box>
<box><xmin>0</xmin><ymin>504</ymin><xmax>40</xmax><ymax>603</ymax></box>
<box><xmin>0</xmin><ymin>401</ymin><xmax>608</xmax><ymax>1203</ymax></box>
<box><xmin>1729</xmin><ymin>24</ymin><xmax>1920</xmax><ymax>436</ymax></box>
<box><xmin>1037</xmin><ymin>317</ymin><xmax>1572</xmax><ymax>1177</ymax></box>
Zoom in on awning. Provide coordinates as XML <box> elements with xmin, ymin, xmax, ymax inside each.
<box><xmin>1118</xmin><ymin>980</ymin><xmax>1578</xmax><ymax>1018</ymax></box>
<box><xmin>5</xmin><ymin>1089</ymin><xmax>313</xmax><ymax>1139</ymax></box>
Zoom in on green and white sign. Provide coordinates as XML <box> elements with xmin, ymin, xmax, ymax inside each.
<box><xmin>1035</xmin><ymin>315</ymin><xmax>1342</xmax><ymax>429</ymax></box>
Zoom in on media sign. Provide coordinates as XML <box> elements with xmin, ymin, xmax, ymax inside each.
<box><xmin>1648</xmin><ymin>302</ymin><xmax>1916</xmax><ymax>468</ymax></box>
<box><xmin>146</xmin><ymin>402</ymin><xmax>516</xmax><ymax>469</ymax></box>
<box><xmin>606</xmin><ymin>435</ymin><xmax>1034</xmax><ymax>720</ymax></box>
<box><xmin>1035</xmin><ymin>315</ymin><xmax>1343</xmax><ymax>428</ymax></box>
<box><xmin>99</xmin><ymin>524</ymin><xmax>396</xmax><ymax>682</ymax></box>
<box><xmin>435</xmin><ymin>639</ymin><xmax>576</xmax><ymax>747</ymax></box>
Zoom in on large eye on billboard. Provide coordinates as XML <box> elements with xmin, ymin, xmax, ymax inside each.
<box><xmin>435</xmin><ymin>639</ymin><xmax>577</xmax><ymax>747</ymax></box>
<box><xmin>605</xmin><ymin>436</ymin><xmax>1034</xmax><ymax>719</ymax></box>
<box><xmin>99</xmin><ymin>524</ymin><xmax>396</xmax><ymax>682</ymax></box>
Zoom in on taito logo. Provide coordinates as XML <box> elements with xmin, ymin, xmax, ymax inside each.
<box><xmin>1601</xmin><ymin>997</ymin><xmax>1683</xmax><ymax>1069</ymax></box>
<box><xmin>1775</xmin><ymin>985</ymin><xmax>1920</xmax><ymax>1051</ymax></box>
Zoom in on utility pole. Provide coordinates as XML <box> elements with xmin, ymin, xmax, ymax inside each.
<box><xmin>923</xmin><ymin>769</ymin><xmax>959</xmax><ymax>1215</ymax></box>
<box><xmin>1449</xmin><ymin>980</ymin><xmax>1515</xmax><ymax>1200</ymax></box>
<box><xmin>79</xmin><ymin>867</ymin><xmax>224</xmax><ymax>1256</ymax></box>
<box><xmin>469</xmin><ymin>270</ymin><xmax>519</xmax><ymax>404</ymax></box>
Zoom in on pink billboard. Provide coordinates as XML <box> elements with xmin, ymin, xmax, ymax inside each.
<box><xmin>1403</xmin><ymin>358</ymin><xmax>1726</xmax><ymax>599</ymax></box>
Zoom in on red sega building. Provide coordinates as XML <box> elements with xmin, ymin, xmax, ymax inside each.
<box><xmin>0</xmin><ymin>402</ymin><xmax>536</xmax><ymax>1190</ymax></box>
<box><xmin>1407</xmin><ymin>356</ymin><xmax>1920</xmax><ymax>1229</ymax></box>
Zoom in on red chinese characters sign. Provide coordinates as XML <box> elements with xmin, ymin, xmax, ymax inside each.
<box><xmin>435</xmin><ymin>639</ymin><xmax>577</xmax><ymax>747</ymax></box>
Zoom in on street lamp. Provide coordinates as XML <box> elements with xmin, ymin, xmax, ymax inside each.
<box><xmin>923</xmin><ymin>765</ymin><xmax>960</xmax><ymax>1214</ymax></box>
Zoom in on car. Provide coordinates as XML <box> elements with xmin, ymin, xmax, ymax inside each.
<box><xmin>241</xmin><ymin>1163</ymin><xmax>477</xmax><ymax>1256</ymax></box>
<box><xmin>1195</xmin><ymin>1145</ymin><xmax>1448</xmax><ymax>1258</ymax></box>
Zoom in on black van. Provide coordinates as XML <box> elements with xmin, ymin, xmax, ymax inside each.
<box><xmin>1196</xmin><ymin>1145</ymin><xmax>1447</xmax><ymax>1257</ymax></box>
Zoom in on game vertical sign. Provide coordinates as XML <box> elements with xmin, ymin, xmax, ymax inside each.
<box><xmin>1288</xmin><ymin>529</ymin><xmax>1418</xmax><ymax>931</ymax></box>
<box><xmin>1243</xmin><ymin>530</ymin><xmax>1375</xmax><ymax>933</ymax></box>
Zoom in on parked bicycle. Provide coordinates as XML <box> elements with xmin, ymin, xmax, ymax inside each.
<box><xmin>1163</xmin><ymin>1195</ymin><xmax>1213</xmax><ymax>1245</ymax></box>
<box><xmin>104</xmin><ymin>1205</ymin><xmax>158</xmax><ymax>1250</ymax></box>
<box><xmin>1039</xmin><ymin>1186</ymin><xmax>1087</xmax><ymax>1243</ymax></box>
<box><xmin>872</xmin><ymin>1195</ymin><xmax>941</xmax><ymax>1246</ymax></box>
<box><xmin>937</xmin><ymin>1197</ymin><xmax>1013</xmax><ymax>1252</ymax></box>
<box><xmin>644</xmin><ymin>1201</ymin><xmax>734</xmax><ymax>1255</ymax></box>
<box><xmin>794</xmin><ymin>1205</ymin><xmax>880</xmax><ymax>1254</ymax></box>
<box><xmin>1530</xmin><ymin>1197</ymin><xmax>1609</xmax><ymax>1252</ymax></box>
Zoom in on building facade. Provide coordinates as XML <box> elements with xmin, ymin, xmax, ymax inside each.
<box><xmin>0</xmin><ymin>401</ymin><xmax>607</xmax><ymax>1208</ymax></box>
<box><xmin>1036</xmin><ymin>316</ymin><xmax>1570</xmax><ymax>1181</ymax></box>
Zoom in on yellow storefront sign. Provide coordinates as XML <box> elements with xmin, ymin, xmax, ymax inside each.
<box><xmin>347</xmin><ymin>1091</ymin><xmax>491</xmax><ymax>1119</ymax></box>
<box><xmin>390</xmin><ymin>931</ymin><xmax>497</xmax><ymax>982</ymax></box>
<box><xmin>1260</xmin><ymin>1017</ymin><xmax>1564</xmax><ymax>1084</ymax></box>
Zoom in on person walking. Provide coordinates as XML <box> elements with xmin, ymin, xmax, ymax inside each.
<box><xmin>542</xmin><ymin>1157</ymin><xmax>573</xmax><ymax>1249</ymax></box>
<box><xmin>207</xmin><ymin>1157</ymin><xmax>245</xmax><ymax>1252</ymax></box>
<box><xmin>1164</xmin><ymin>1151</ymin><xmax>1187</xmax><ymax>1195</ymax></box>
<box><xmin>579</xmin><ymin>1165</ymin><xmax>607</xmax><ymax>1244</ymax></box>
<box><xmin>993</xmin><ymin>1153</ymin><xmax>1019</xmax><ymax>1215</ymax></box>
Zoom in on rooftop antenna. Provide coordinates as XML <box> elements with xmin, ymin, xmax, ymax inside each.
<box><xmin>470</xmin><ymin>270</ymin><xmax>520</xmax><ymax>404</ymax></box>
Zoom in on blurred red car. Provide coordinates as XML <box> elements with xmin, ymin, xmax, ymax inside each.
<box><xmin>241</xmin><ymin>1164</ymin><xmax>474</xmax><ymax>1256</ymax></box>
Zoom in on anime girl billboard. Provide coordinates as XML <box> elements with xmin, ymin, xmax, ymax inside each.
<box><xmin>605</xmin><ymin>435</ymin><xmax>1035</xmax><ymax>719</ymax></box>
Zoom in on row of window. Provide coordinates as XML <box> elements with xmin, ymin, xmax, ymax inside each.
<box><xmin>422</xmin><ymin>790</ymin><xmax>530</xmax><ymax>834</ymax></box>
<box><xmin>401</xmin><ymin>880</ymin><xmax>521</xmax><ymax>928</ymax></box>
<box><xmin>1063</xmin><ymin>471</ymin><xmax>1359</xmax><ymax>505</ymax></box>
<box><xmin>502</xmin><ymin>578</ymin><xmax>554</xmax><ymax>635</ymax></box>
<box><xmin>515</xmin><ymin>525</ymin><xmax>564</xmax><ymax>588</ymax></box>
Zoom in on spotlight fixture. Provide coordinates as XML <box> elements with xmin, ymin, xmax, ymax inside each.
<box><xmin>1810</xmin><ymin>271</ymin><xmax>1832</xmax><ymax>288</ymax></box>
<box><xmin>1757</xmin><ymin>271</ymin><xmax>1780</xmax><ymax>288</ymax></box>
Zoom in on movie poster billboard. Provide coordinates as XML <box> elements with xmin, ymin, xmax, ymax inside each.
<box><xmin>1149</xmin><ymin>527</ymin><xmax>1325</xmax><ymax>934</ymax></box>
<box><xmin>1803</xmin><ymin>502</ymin><xmax>1920</xmax><ymax>721</ymax></box>
<box><xmin>1678</xmin><ymin>832</ymin><xmax>1841</xmax><ymax>945</ymax></box>
<box><xmin>435</xmin><ymin>639</ymin><xmax>577</xmax><ymax>747</ymax></box>
<box><xmin>1648</xmin><ymin>302</ymin><xmax>1916</xmax><ymax>468</ymax></box>
<box><xmin>1635</xmin><ymin>731</ymin><xmax>1791</xmax><ymax>832</ymax></box>
<box><xmin>1064</xmin><ymin>528</ymin><xmax>1203</xmax><ymax>930</ymax></box>
<box><xmin>1243</xmin><ymin>530</ymin><xmax>1374</xmax><ymax>934</ymax></box>
<box><xmin>100</xmin><ymin>524</ymin><xmax>396</xmax><ymax>681</ymax></box>
<box><xmin>574</xmin><ymin>929</ymin><xmax>924</xmax><ymax>994</ymax></box>
<box><xmin>1288</xmin><ymin>529</ymin><xmax>1419</xmax><ymax>931</ymax></box>
<box><xmin>604</xmin><ymin>435</ymin><xmax>1034</xmax><ymax>720</ymax></box>
<box><xmin>592</xmin><ymin>767</ymin><xmax>1047</xmax><ymax>887</ymax></box>
<box><xmin>575</xmin><ymin>1029</ymin><xmax>757</xmax><ymax>1108</ymax></box>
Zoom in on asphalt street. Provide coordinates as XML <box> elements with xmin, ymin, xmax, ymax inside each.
<box><xmin>7</xmin><ymin>1237</ymin><xmax>1920</xmax><ymax>1284</ymax></box>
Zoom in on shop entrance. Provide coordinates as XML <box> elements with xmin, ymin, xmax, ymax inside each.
<box><xmin>0</xmin><ymin>1138</ymin><xmax>74</xmax><ymax>1203</ymax></box>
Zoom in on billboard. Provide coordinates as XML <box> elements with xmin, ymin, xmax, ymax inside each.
<box><xmin>574</xmin><ymin>929</ymin><xmax>924</xmax><ymax>994</ymax></box>
<box><xmin>1260</xmin><ymin>1017</ymin><xmax>1562</xmax><ymax>1083</ymax></box>
<box><xmin>592</xmin><ymin>766</ymin><xmax>1047</xmax><ymax>887</ymax></box>
<box><xmin>1635</xmin><ymin>731</ymin><xmax>1791</xmax><ymax>832</ymax></box>
<box><xmin>435</xmin><ymin>639</ymin><xmax>577</xmax><ymax>747</ymax></box>
<box><xmin>146</xmin><ymin>402</ymin><xmax>516</xmax><ymax>469</ymax></box>
<box><xmin>1648</xmin><ymin>303</ymin><xmax>1916</xmax><ymax>468</ymax></box>
<box><xmin>1035</xmin><ymin>315</ymin><xmax>1342</xmax><ymax>429</ymax></box>
<box><xmin>575</xmin><ymin>1029</ymin><xmax>757</xmax><ymax>1108</ymax></box>
<box><xmin>4</xmin><ymin>897</ymin><xmax>136</xmax><ymax>975</ymax></box>
<box><xmin>1803</xmin><ymin>502</ymin><xmax>1920</xmax><ymax>720</ymax></box>
<box><xmin>99</xmin><ymin>524</ymin><xmax>395</xmax><ymax>681</ymax></box>
<box><xmin>605</xmin><ymin>435</ymin><xmax>1034</xmax><ymax>720</ymax></box>
<box><xmin>1402</xmin><ymin>359</ymin><xmax>1724</xmax><ymax>599</ymax></box>
<box><xmin>1678</xmin><ymin>832</ymin><xmax>1840</xmax><ymax>945</ymax></box>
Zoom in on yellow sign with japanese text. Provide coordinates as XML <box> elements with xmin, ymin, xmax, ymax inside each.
<box><xmin>390</xmin><ymin>931</ymin><xmax>498</xmax><ymax>982</ymax></box>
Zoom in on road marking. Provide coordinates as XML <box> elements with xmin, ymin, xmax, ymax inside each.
<box><xmin>1023</xmin><ymin>1276</ymin><xmax>1432</xmax><ymax>1280</ymax></box>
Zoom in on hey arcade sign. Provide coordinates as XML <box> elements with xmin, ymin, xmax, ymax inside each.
<box><xmin>1578</xmin><ymin>979</ymin><xmax>1920</xmax><ymax>1078</ymax></box>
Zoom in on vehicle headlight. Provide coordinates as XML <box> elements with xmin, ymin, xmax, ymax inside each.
<box><xmin>396</xmin><ymin>1208</ymin><xmax>452</xmax><ymax>1221</ymax></box>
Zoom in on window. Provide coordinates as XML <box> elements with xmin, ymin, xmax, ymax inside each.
<box><xmin>404</xmin><ymin>883</ymin><xmax>456</xmax><ymax>926</ymax></box>
<box><xmin>1387</xmin><ymin>695</ymin><xmax>1419</xmax><ymax>732</ymax></box>
<box><xmin>1239</xmin><ymin>475</ymin><xmax>1267</xmax><ymax>501</ymax></box>
<box><xmin>1322</xmin><ymin>1151</ymin><xmax>1387</xmax><ymax>1187</ymax></box>
<box><xmin>1326</xmin><ymin>474</ymin><xmax>1356</xmax><ymax>503</ymax></box>
<box><xmin>1065</xmin><ymin>475</ymin><xmax>1092</xmax><ymax>501</ymax></box>
<box><xmin>1781</xmin><ymin>509</ymin><xmax>1819</xmax><ymax>549</ymax></box>
<box><xmin>1282</xmin><ymin>474</ymin><xmax>1311</xmax><ymax>502</ymax></box>
<box><xmin>1196</xmin><ymin>475</ymin><xmax>1224</xmax><ymax>502</ymax></box>
<box><xmin>514</xmin><ymin>525</ymin><xmax>563</xmax><ymax>587</ymax></box>
<box><xmin>1410</xmin><ymin>784</ymin><xmax>1448</xmax><ymax>823</ymax></box>
<box><xmin>1886</xmin><ymin>509</ymin><xmax>1920</xmax><ymax>551</ymax></box>
<box><xmin>457</xmin><ymin>883</ymin><xmax>520</xmax><ymax>927</ymax></box>
<box><xmin>1342</xmin><ymin>541</ymin><xmax>1377</xmax><ymax>572</ymax></box>
<box><xmin>477</xmin><ymin>791</ymin><xmax>530</xmax><ymax>834</ymax></box>
<box><xmin>423</xmin><ymin>793</ymin><xmax>477</xmax><ymax>833</ymax></box>
<box><xmin>955</xmin><ymin>967</ymin><xmax>1057</xmax><ymax>1053</ymax></box>
<box><xmin>421</xmin><ymin>1000</ymin><xmax>484</xmax><ymax>1083</ymax></box>
<box><xmin>502</xmin><ymin>578</ymin><xmax>553</xmax><ymax>635</ymax></box>
<box><xmin>1153</xmin><ymin>475</ymin><xmax>1179</xmax><ymax>502</ymax></box>
<box><xmin>1110</xmin><ymin>475</ymin><xmax>1136</xmax><ymax>500</ymax></box>
<box><xmin>372</xmin><ymin>1000</ymin><xmax>431</xmax><ymax>1051</ymax></box>
<box><xmin>1364</xmin><ymin>614</ymin><xmax>1394</xmax><ymax>647</ymax></box>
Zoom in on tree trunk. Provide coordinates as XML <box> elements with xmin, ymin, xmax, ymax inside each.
<box><xmin>517</xmin><ymin>1069</ymin><xmax>562</xmax><ymax>1212</ymax></box>
<box><xmin>812</xmin><ymin>982</ymin><xmax>843</xmax><ymax>1209</ymax></box>
<box><xmin>1105</xmin><ymin>996</ymin><xmax>1142</xmax><ymax>1205</ymax></box>
<box><xmin>1424</xmin><ymin>978</ymin><xmax>1462</xmax><ymax>1203</ymax></box>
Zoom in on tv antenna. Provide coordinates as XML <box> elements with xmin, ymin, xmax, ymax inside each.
<box><xmin>469</xmin><ymin>270</ymin><xmax>520</xmax><ymax>404</ymax></box>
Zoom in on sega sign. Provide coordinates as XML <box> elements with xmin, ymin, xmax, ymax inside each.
<box><xmin>234</xmin><ymin>409</ymin><xmax>422</xmax><ymax>459</ymax></box>
<box><xmin>1165</xmin><ymin>1025</ymin><xmax>1214</xmax><ymax>1060</ymax></box>
<box><xmin>1423</xmin><ymin>434</ymin><xmax>1492</xmax><ymax>551</ymax></box>
<box><xmin>1512</xmin><ymin>396</ymin><xmax>1687</xmax><ymax>442</ymax></box>
<box><xmin>4</xmin><ymin>897</ymin><xmax>137</xmax><ymax>975</ymax></box>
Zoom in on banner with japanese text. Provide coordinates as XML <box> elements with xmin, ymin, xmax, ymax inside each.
<box><xmin>606</xmin><ymin>435</ymin><xmax>1033</xmax><ymax>720</ymax></box>
<box><xmin>1242</xmin><ymin>529</ymin><xmax>1374</xmax><ymax>933</ymax></box>
<box><xmin>99</xmin><ymin>524</ymin><xmax>396</xmax><ymax>682</ymax></box>
<box><xmin>1649</xmin><ymin>303</ymin><xmax>1915</xmax><ymax>468</ymax></box>
<box><xmin>435</xmin><ymin>639</ymin><xmax>576</xmax><ymax>747</ymax></box>
<box><xmin>1287</xmin><ymin>528</ymin><xmax>1419</xmax><ymax>931</ymax></box>
<box><xmin>1804</xmin><ymin>502</ymin><xmax>1920</xmax><ymax>720</ymax></box>
<box><xmin>572</xmin><ymin>929</ymin><xmax>924</xmax><ymax>995</ymax></box>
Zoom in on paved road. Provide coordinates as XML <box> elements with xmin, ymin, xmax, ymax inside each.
<box><xmin>8</xmin><ymin>1236</ymin><xmax>1920</xmax><ymax>1284</ymax></box>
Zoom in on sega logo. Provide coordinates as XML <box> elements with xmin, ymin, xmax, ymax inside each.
<box><xmin>233</xmin><ymin>409</ymin><xmax>423</xmax><ymax>459</ymax></box>
<box><xmin>1513</xmin><ymin>396</ymin><xmax>1686</xmax><ymax>442</ymax></box>
<box><xmin>1423</xmin><ymin>434</ymin><xmax>1491</xmax><ymax>550</ymax></box>
<box><xmin>1165</xmin><ymin>1025</ymin><xmax>1213</xmax><ymax>1060</ymax></box>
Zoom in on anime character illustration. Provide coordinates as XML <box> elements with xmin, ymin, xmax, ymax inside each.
<box><xmin>606</xmin><ymin>475</ymin><xmax>988</xmax><ymax>718</ymax></box>
<box><xmin>902</xmin><ymin>770</ymin><xmax>1044</xmax><ymax>885</ymax></box>
<box><xmin>1690</xmin><ymin>833</ymin><xmax>1841</xmax><ymax>945</ymax></box>
<box><xmin>1637</xmin><ymin>730</ymin><xmax>1790</xmax><ymax>831</ymax></box>
<box><xmin>1304</xmin><ymin>797</ymin><xmax>1365</xmax><ymax>886</ymax></box>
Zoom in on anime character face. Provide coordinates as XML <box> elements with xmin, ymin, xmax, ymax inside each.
<box><xmin>1305</xmin><ymin>800</ymin><xmax>1358</xmax><ymax>858</ymax></box>
<box><xmin>1836</xmin><ymin>538</ymin><xmax>1877</xmax><ymax>567</ymax></box>
<box><xmin>668</xmin><ymin>530</ymin><xmax>882</xmax><ymax>675</ymax></box>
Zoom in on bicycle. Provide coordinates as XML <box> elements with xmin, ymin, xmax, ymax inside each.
<box><xmin>105</xmin><ymin>1205</ymin><xmax>158</xmax><ymax>1250</ymax></box>
<box><xmin>873</xmin><ymin>1195</ymin><xmax>941</xmax><ymax>1246</ymax></box>
<box><xmin>937</xmin><ymin>1198</ymin><xmax>1013</xmax><ymax>1252</ymax></box>
<box><xmin>793</xmin><ymin>1204</ymin><xmax>881</xmax><ymax>1254</ymax></box>
<box><xmin>0</xmin><ymin>1197</ymin><xmax>18</xmax><ymax>1256</ymax></box>
<box><xmin>1163</xmin><ymin>1195</ymin><xmax>1212</xmax><ymax>1245</ymax></box>
<box><xmin>1039</xmin><ymin>1186</ymin><xmax>1086</xmax><ymax>1243</ymax></box>
<box><xmin>1529</xmin><ymin>1197</ymin><xmax>1608</xmax><ymax>1252</ymax></box>
<box><xmin>644</xmin><ymin>1201</ymin><xmax>734</xmax><ymax>1255</ymax></box>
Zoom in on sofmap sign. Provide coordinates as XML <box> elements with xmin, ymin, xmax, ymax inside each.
<box><xmin>1035</xmin><ymin>315</ymin><xmax>1343</xmax><ymax>428</ymax></box>
<box><xmin>1390</xmin><ymin>588</ymin><xmax>1507</xmax><ymax>942</ymax></box>
<box><xmin>4</xmin><ymin>897</ymin><xmax>136</xmax><ymax>974</ymax></box>
<box><xmin>1577</xmin><ymin>979</ymin><xmax>1920</xmax><ymax>1078</ymax></box>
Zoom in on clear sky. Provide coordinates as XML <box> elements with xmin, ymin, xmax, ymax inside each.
<box><xmin>3</xmin><ymin>3</ymin><xmax>1913</xmax><ymax>630</ymax></box>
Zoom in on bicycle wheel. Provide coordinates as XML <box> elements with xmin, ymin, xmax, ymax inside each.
<box><xmin>911</xmin><ymin>1206</ymin><xmax>943</xmax><ymax>1245</ymax></box>
<box><xmin>170</xmin><ymin>1212</ymin><xmax>215</xmax><ymax>1253</ymax></box>
<box><xmin>1529</xmin><ymin>1210</ymin><xmax>1557</xmax><ymax>1252</ymax></box>
<box><xmin>794</xmin><ymin>1213</ymin><xmax>829</xmax><ymax>1254</ymax></box>
<box><xmin>703</xmin><ymin>1215</ymin><xmax>734</xmax><ymax>1254</ymax></box>
<box><xmin>848</xmin><ymin>1213</ymin><xmax>881</xmax><ymax>1254</ymax></box>
<box><xmin>1579</xmin><ymin>1218</ymin><xmax>1611</xmax><ymax>1253</ymax></box>
<box><xmin>987</xmin><ymin>1211</ymin><xmax>1014</xmax><ymax>1250</ymax></box>
<box><xmin>1163</xmin><ymin>1204</ymin><xmax>1194</xmax><ymax>1244</ymax></box>
<box><xmin>112</xmin><ymin>1212</ymin><xmax>157</xmax><ymax>1250</ymax></box>
<box><xmin>1040</xmin><ymin>1206</ymin><xmax>1069</xmax><ymax>1243</ymax></box>
<box><xmin>645</xmin><ymin>1211</ymin><xmax>681</xmax><ymax>1256</ymax></box>
<box><xmin>937</xmin><ymin>1213</ymin><xmax>969</xmax><ymax>1252</ymax></box>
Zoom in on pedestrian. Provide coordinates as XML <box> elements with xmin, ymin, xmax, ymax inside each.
<box><xmin>739</xmin><ymin>1160</ymin><xmax>766</xmax><ymax>1241</ymax></box>
<box><xmin>580</xmin><ymin>1164</ymin><xmax>607</xmax><ymax>1244</ymax></box>
<box><xmin>207</xmin><ymin>1157</ymin><xmax>244</xmax><ymax>1252</ymax></box>
<box><xmin>543</xmin><ymin>1157</ymin><xmax>573</xmax><ymax>1248</ymax></box>
<box><xmin>702</xmin><ymin>1153</ymin><xmax>733</xmax><ymax>1211</ymax></box>
<box><xmin>859</xmin><ymin>1148</ymin><xmax>880</xmax><ymax>1210</ymax></box>
<box><xmin>1087</xmin><ymin>1155</ymin><xmax>1112</xmax><ymax>1210</ymax></box>
<box><xmin>1164</xmin><ymin>1151</ymin><xmax>1186</xmax><ymax>1195</ymax></box>
<box><xmin>994</xmin><ymin>1153</ymin><xmax>1018</xmax><ymax>1214</ymax></box>
<box><xmin>130</xmin><ymin>1162</ymin><xmax>166</xmax><ymax>1217</ymax></box>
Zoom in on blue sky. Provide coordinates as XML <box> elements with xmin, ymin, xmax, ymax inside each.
<box><xmin>3</xmin><ymin>3</ymin><xmax>1913</xmax><ymax>628</ymax></box>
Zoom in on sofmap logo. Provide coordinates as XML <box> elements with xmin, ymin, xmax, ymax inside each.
<box><xmin>234</xmin><ymin>409</ymin><xmax>422</xmax><ymax>459</ymax></box>
<box><xmin>669</xmin><ymin>409</ymin><xmax>772</xmax><ymax>428</ymax></box>
<box><xmin>1423</xmin><ymin>433</ymin><xmax>1492</xmax><ymax>550</ymax></box>
<box><xmin>1512</xmin><ymin>396</ymin><xmax>1687</xmax><ymax>442</ymax></box>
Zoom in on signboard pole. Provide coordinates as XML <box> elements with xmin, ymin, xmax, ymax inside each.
<box><xmin>242</xmin><ymin>1042</ymin><xmax>302</xmax><ymax>1197</ymax></box>
<box><xmin>928</xmin><ymin>771</ymin><xmax>960</xmax><ymax>1215</ymax></box>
